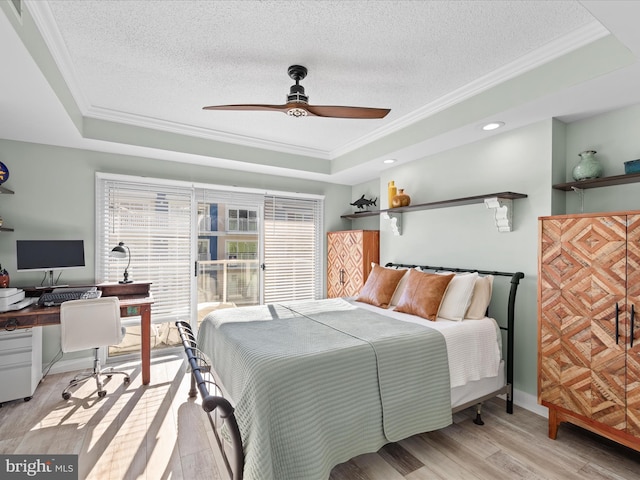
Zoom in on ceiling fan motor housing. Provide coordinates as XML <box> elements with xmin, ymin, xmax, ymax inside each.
<box><xmin>287</xmin><ymin>84</ymin><xmax>308</xmax><ymax>104</ymax></box>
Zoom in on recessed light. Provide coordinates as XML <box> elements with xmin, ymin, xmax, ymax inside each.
<box><xmin>482</xmin><ymin>122</ymin><xmax>505</xmax><ymax>131</ymax></box>
<box><xmin>383</xmin><ymin>159</ymin><xmax>396</xmax><ymax>164</ymax></box>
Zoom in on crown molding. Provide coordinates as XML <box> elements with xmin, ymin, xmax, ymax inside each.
<box><xmin>25</xmin><ymin>0</ymin><xmax>91</xmax><ymax>113</ymax></box>
<box><xmin>24</xmin><ymin>2</ymin><xmax>610</xmax><ymax>165</ymax></box>
<box><xmin>25</xmin><ymin>1</ymin><xmax>331</xmax><ymax>160</ymax></box>
<box><xmin>330</xmin><ymin>21</ymin><xmax>610</xmax><ymax>158</ymax></box>
<box><xmin>85</xmin><ymin>106</ymin><xmax>332</xmax><ymax>159</ymax></box>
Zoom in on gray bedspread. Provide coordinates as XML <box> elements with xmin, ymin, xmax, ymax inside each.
<box><xmin>198</xmin><ymin>298</ymin><xmax>451</xmax><ymax>480</ymax></box>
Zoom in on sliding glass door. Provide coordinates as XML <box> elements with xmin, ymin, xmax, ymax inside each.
<box><xmin>263</xmin><ymin>195</ymin><xmax>323</xmax><ymax>303</ymax></box>
<box><xmin>195</xmin><ymin>189</ymin><xmax>263</xmax><ymax>323</ymax></box>
<box><xmin>97</xmin><ymin>175</ymin><xmax>324</xmax><ymax>351</ymax></box>
<box><xmin>195</xmin><ymin>190</ymin><xmax>324</xmax><ymax>320</ymax></box>
<box><xmin>96</xmin><ymin>174</ymin><xmax>194</xmax><ymax>357</ymax></box>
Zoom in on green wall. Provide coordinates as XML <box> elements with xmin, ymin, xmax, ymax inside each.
<box><xmin>349</xmin><ymin>104</ymin><xmax>640</xmax><ymax>409</ymax></box>
<box><xmin>564</xmin><ymin>103</ymin><xmax>640</xmax><ymax>213</ymax></box>
<box><xmin>0</xmin><ymin>139</ymin><xmax>351</xmax><ymax>364</ymax></box>
<box><xmin>4</xmin><ymin>101</ymin><xmax>640</xmax><ymax>409</ymax></box>
<box><xmin>370</xmin><ymin>120</ymin><xmax>554</xmax><ymax>405</ymax></box>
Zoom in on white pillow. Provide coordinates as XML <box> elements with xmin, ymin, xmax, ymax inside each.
<box><xmin>436</xmin><ymin>272</ymin><xmax>478</xmax><ymax>321</ymax></box>
<box><xmin>465</xmin><ymin>275</ymin><xmax>494</xmax><ymax>319</ymax></box>
<box><xmin>389</xmin><ymin>268</ymin><xmax>409</xmax><ymax>306</ymax></box>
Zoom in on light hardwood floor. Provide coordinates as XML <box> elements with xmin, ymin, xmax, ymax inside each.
<box><xmin>1</xmin><ymin>354</ymin><xmax>639</xmax><ymax>479</ymax></box>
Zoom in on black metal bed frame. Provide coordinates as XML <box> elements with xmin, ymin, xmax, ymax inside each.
<box><xmin>385</xmin><ymin>263</ymin><xmax>525</xmax><ymax>416</ymax></box>
<box><xmin>175</xmin><ymin>320</ymin><xmax>244</xmax><ymax>480</ymax></box>
<box><xmin>176</xmin><ymin>263</ymin><xmax>524</xmax><ymax>480</ymax></box>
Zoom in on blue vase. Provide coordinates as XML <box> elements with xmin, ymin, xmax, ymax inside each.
<box><xmin>572</xmin><ymin>150</ymin><xmax>603</xmax><ymax>181</ymax></box>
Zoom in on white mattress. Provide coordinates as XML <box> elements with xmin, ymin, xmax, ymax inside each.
<box><xmin>347</xmin><ymin>299</ymin><xmax>504</xmax><ymax>407</ymax></box>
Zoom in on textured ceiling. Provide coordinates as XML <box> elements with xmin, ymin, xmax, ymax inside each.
<box><xmin>42</xmin><ymin>0</ymin><xmax>595</xmax><ymax>154</ymax></box>
<box><xmin>4</xmin><ymin>1</ymin><xmax>640</xmax><ymax>184</ymax></box>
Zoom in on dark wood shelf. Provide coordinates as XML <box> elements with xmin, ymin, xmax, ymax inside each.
<box><xmin>341</xmin><ymin>192</ymin><xmax>528</xmax><ymax>219</ymax></box>
<box><xmin>553</xmin><ymin>172</ymin><xmax>640</xmax><ymax>191</ymax></box>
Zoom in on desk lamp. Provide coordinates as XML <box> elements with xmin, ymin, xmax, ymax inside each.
<box><xmin>110</xmin><ymin>242</ymin><xmax>132</xmax><ymax>284</ymax></box>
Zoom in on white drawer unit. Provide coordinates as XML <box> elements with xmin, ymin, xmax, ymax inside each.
<box><xmin>0</xmin><ymin>327</ymin><xmax>42</xmax><ymax>406</ymax></box>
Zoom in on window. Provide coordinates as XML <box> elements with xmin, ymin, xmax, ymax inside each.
<box><xmin>225</xmin><ymin>240</ymin><xmax>258</xmax><ymax>260</ymax></box>
<box><xmin>96</xmin><ymin>174</ymin><xmax>194</xmax><ymax>355</ymax></box>
<box><xmin>263</xmin><ymin>195</ymin><xmax>323</xmax><ymax>303</ymax></box>
<box><xmin>227</xmin><ymin>207</ymin><xmax>259</xmax><ymax>232</ymax></box>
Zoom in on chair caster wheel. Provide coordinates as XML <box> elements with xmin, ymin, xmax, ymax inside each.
<box><xmin>98</xmin><ymin>390</ymin><xmax>107</xmax><ymax>398</ymax></box>
<box><xmin>124</xmin><ymin>377</ymin><xmax>130</xmax><ymax>384</ymax></box>
<box><xmin>62</xmin><ymin>392</ymin><xmax>71</xmax><ymax>400</ymax></box>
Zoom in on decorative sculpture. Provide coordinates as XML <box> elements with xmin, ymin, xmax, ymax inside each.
<box><xmin>350</xmin><ymin>195</ymin><xmax>377</xmax><ymax>210</ymax></box>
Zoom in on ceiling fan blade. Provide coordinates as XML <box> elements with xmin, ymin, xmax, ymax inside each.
<box><xmin>203</xmin><ymin>66</ymin><xmax>390</xmax><ymax>119</ymax></box>
<box><xmin>203</xmin><ymin>104</ymin><xmax>289</xmax><ymax>112</ymax></box>
<box><xmin>305</xmin><ymin>105</ymin><xmax>390</xmax><ymax>119</ymax></box>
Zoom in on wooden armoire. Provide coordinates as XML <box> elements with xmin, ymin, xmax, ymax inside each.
<box><xmin>538</xmin><ymin>212</ymin><xmax>640</xmax><ymax>451</ymax></box>
<box><xmin>327</xmin><ymin>230</ymin><xmax>379</xmax><ymax>298</ymax></box>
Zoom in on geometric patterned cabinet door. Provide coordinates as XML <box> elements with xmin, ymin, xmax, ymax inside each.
<box><xmin>327</xmin><ymin>230</ymin><xmax>379</xmax><ymax>298</ymax></box>
<box><xmin>539</xmin><ymin>213</ymin><xmax>640</xmax><ymax>452</ymax></box>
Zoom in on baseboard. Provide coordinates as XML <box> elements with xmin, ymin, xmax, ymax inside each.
<box><xmin>41</xmin><ymin>348</ymin><xmax>185</xmax><ymax>378</ymax></box>
<box><xmin>43</xmin><ymin>357</ymin><xmax>93</xmax><ymax>376</ymax></box>
<box><xmin>513</xmin><ymin>388</ymin><xmax>548</xmax><ymax>418</ymax></box>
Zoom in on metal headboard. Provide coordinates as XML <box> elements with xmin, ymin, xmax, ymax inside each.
<box><xmin>385</xmin><ymin>262</ymin><xmax>525</xmax><ymax>414</ymax></box>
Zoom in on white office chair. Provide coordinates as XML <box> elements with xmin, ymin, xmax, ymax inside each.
<box><xmin>60</xmin><ymin>297</ymin><xmax>130</xmax><ymax>400</ymax></box>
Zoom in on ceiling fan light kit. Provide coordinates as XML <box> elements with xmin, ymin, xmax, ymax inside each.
<box><xmin>203</xmin><ymin>65</ymin><xmax>390</xmax><ymax>119</ymax></box>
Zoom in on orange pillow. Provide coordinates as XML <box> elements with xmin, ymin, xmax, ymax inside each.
<box><xmin>356</xmin><ymin>264</ymin><xmax>406</xmax><ymax>308</ymax></box>
<box><xmin>394</xmin><ymin>269</ymin><xmax>454</xmax><ymax>321</ymax></box>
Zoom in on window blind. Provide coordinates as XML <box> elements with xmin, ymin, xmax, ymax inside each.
<box><xmin>263</xmin><ymin>195</ymin><xmax>324</xmax><ymax>303</ymax></box>
<box><xmin>96</xmin><ymin>176</ymin><xmax>194</xmax><ymax>323</ymax></box>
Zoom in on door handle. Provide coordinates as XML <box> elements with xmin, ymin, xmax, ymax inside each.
<box><xmin>632</xmin><ymin>304</ymin><xmax>635</xmax><ymax>348</ymax></box>
<box><xmin>339</xmin><ymin>269</ymin><xmax>345</xmax><ymax>285</ymax></box>
<box><xmin>615</xmin><ymin>302</ymin><xmax>619</xmax><ymax>345</ymax></box>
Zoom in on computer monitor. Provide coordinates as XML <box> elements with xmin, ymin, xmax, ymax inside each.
<box><xmin>16</xmin><ymin>240</ymin><xmax>85</xmax><ymax>286</ymax></box>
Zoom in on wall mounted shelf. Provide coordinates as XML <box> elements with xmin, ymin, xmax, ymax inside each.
<box><xmin>553</xmin><ymin>172</ymin><xmax>640</xmax><ymax>191</ymax></box>
<box><xmin>553</xmin><ymin>173</ymin><xmax>640</xmax><ymax>213</ymax></box>
<box><xmin>341</xmin><ymin>191</ymin><xmax>528</xmax><ymax>235</ymax></box>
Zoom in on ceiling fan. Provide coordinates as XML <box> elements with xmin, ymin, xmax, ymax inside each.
<box><xmin>203</xmin><ymin>65</ymin><xmax>390</xmax><ymax>119</ymax></box>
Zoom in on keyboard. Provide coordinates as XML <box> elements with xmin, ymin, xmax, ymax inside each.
<box><xmin>37</xmin><ymin>288</ymin><xmax>102</xmax><ymax>307</ymax></box>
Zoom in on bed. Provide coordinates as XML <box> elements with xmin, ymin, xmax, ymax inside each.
<box><xmin>176</xmin><ymin>263</ymin><xmax>524</xmax><ymax>480</ymax></box>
